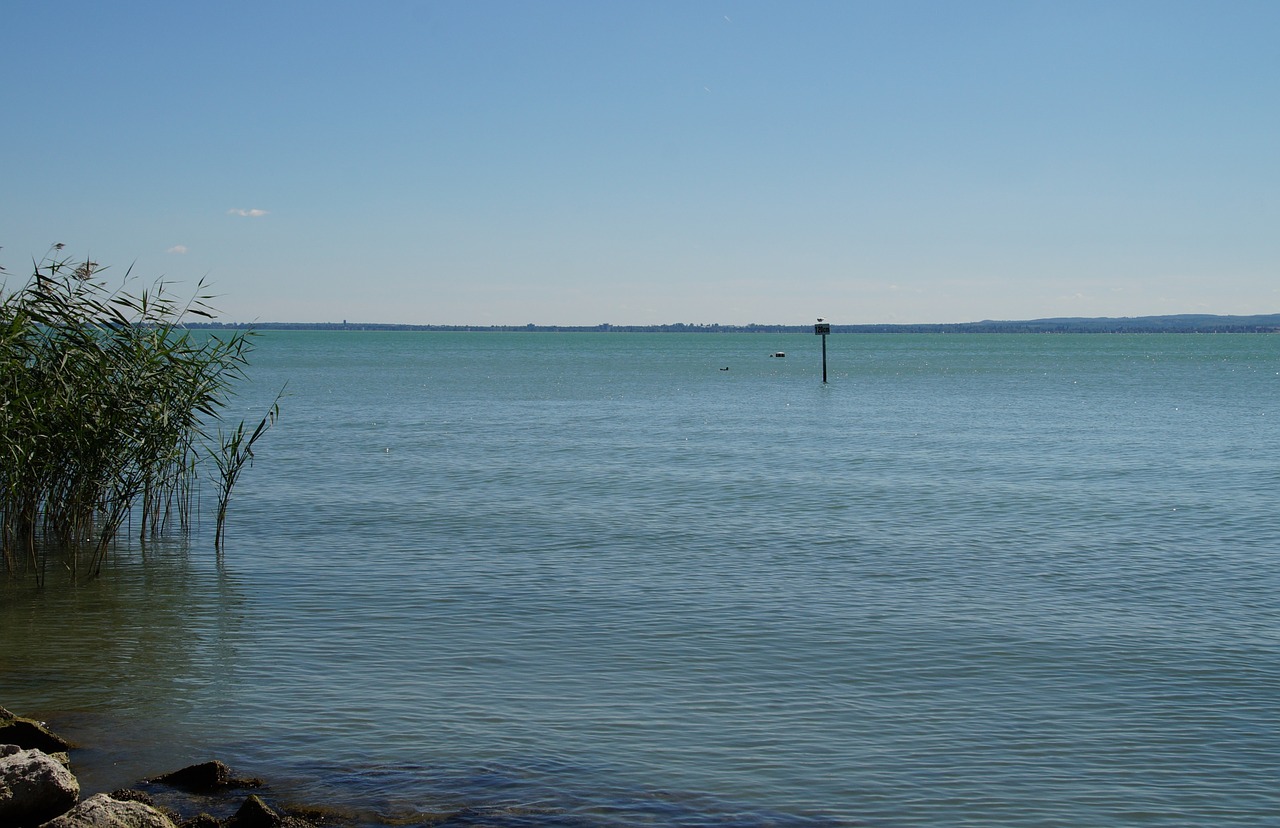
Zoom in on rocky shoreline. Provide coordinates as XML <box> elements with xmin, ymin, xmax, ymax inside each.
<box><xmin>1</xmin><ymin>707</ymin><xmax>340</xmax><ymax>828</ymax></box>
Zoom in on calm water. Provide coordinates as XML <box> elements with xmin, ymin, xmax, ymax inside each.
<box><xmin>3</xmin><ymin>332</ymin><xmax>1279</xmax><ymax>827</ymax></box>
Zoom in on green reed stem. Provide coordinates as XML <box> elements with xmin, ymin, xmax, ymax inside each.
<box><xmin>0</xmin><ymin>245</ymin><xmax>279</xmax><ymax>583</ymax></box>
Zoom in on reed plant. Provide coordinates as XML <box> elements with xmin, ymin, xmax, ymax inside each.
<box><xmin>0</xmin><ymin>245</ymin><xmax>278</xmax><ymax>584</ymax></box>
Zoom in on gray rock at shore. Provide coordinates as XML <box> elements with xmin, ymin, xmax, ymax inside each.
<box><xmin>0</xmin><ymin>710</ymin><xmax>319</xmax><ymax>828</ymax></box>
<box><xmin>0</xmin><ymin>744</ymin><xmax>81</xmax><ymax>826</ymax></box>
<box><xmin>0</xmin><ymin>708</ymin><xmax>73</xmax><ymax>754</ymax></box>
<box><xmin>39</xmin><ymin>792</ymin><xmax>178</xmax><ymax>828</ymax></box>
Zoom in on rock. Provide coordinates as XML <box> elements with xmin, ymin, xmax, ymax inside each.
<box><xmin>0</xmin><ymin>745</ymin><xmax>80</xmax><ymax>826</ymax></box>
<box><xmin>102</xmin><ymin>790</ymin><xmax>182</xmax><ymax>826</ymax></box>
<box><xmin>223</xmin><ymin>794</ymin><xmax>315</xmax><ymax>828</ymax></box>
<box><xmin>178</xmin><ymin>815</ymin><xmax>221</xmax><ymax>828</ymax></box>
<box><xmin>0</xmin><ymin>708</ymin><xmax>72</xmax><ymax>754</ymax></box>
<box><xmin>146</xmin><ymin>761</ymin><xmax>262</xmax><ymax>793</ymax></box>
<box><xmin>39</xmin><ymin>792</ymin><xmax>177</xmax><ymax>828</ymax></box>
<box><xmin>107</xmin><ymin>790</ymin><xmax>155</xmax><ymax>806</ymax></box>
<box><xmin>224</xmin><ymin>795</ymin><xmax>277</xmax><ymax>828</ymax></box>
<box><xmin>107</xmin><ymin>789</ymin><xmax>156</xmax><ymax>807</ymax></box>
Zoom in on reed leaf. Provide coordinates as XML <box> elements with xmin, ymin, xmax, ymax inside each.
<box><xmin>0</xmin><ymin>246</ymin><xmax>279</xmax><ymax>583</ymax></box>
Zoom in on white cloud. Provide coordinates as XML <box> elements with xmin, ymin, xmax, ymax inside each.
<box><xmin>227</xmin><ymin>208</ymin><xmax>269</xmax><ymax>217</ymax></box>
<box><xmin>167</xmin><ymin>245</ymin><xmax>188</xmax><ymax>254</ymax></box>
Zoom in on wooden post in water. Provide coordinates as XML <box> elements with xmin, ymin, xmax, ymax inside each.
<box><xmin>815</xmin><ymin>319</ymin><xmax>830</xmax><ymax>383</ymax></box>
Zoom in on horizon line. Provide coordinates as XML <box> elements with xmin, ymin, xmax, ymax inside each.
<box><xmin>185</xmin><ymin>312</ymin><xmax>1280</xmax><ymax>333</ymax></box>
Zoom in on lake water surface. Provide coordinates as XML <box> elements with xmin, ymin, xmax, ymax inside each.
<box><xmin>3</xmin><ymin>332</ymin><xmax>1278</xmax><ymax>826</ymax></box>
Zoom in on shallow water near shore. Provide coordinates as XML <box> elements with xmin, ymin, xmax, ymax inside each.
<box><xmin>3</xmin><ymin>332</ymin><xmax>1280</xmax><ymax>826</ymax></box>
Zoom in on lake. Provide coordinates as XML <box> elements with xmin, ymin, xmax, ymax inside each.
<box><xmin>3</xmin><ymin>332</ymin><xmax>1278</xmax><ymax>826</ymax></box>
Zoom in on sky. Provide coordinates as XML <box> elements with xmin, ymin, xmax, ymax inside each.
<box><xmin>3</xmin><ymin>1</ymin><xmax>1277</xmax><ymax>326</ymax></box>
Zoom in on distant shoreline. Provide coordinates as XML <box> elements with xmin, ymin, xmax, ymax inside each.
<box><xmin>183</xmin><ymin>314</ymin><xmax>1280</xmax><ymax>335</ymax></box>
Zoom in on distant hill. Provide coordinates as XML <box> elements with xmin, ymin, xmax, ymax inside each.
<box><xmin>185</xmin><ymin>314</ymin><xmax>1280</xmax><ymax>334</ymax></box>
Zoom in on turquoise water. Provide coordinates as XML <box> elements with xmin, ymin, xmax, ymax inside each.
<box><xmin>3</xmin><ymin>332</ymin><xmax>1279</xmax><ymax>826</ymax></box>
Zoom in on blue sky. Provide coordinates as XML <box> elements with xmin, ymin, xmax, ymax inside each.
<box><xmin>3</xmin><ymin>1</ymin><xmax>1277</xmax><ymax>325</ymax></box>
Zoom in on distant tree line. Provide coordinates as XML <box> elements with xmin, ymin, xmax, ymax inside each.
<box><xmin>183</xmin><ymin>314</ymin><xmax>1280</xmax><ymax>334</ymax></box>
